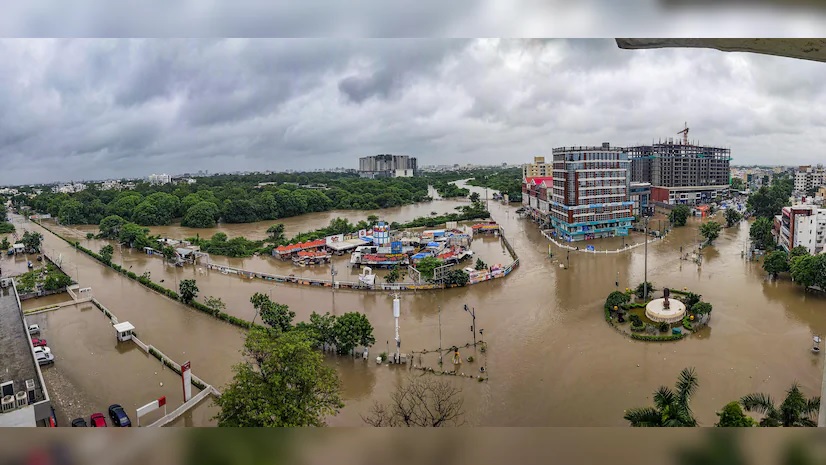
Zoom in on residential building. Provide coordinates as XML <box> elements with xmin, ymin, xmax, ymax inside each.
<box><xmin>774</xmin><ymin>205</ymin><xmax>826</xmax><ymax>254</ymax></box>
<box><xmin>148</xmin><ymin>173</ymin><xmax>171</xmax><ymax>185</ymax></box>
<box><xmin>794</xmin><ymin>165</ymin><xmax>826</xmax><ymax>195</ymax></box>
<box><xmin>629</xmin><ymin>182</ymin><xmax>652</xmax><ymax>217</ymax></box>
<box><xmin>53</xmin><ymin>183</ymin><xmax>86</xmax><ymax>194</ymax></box>
<box><xmin>628</xmin><ymin>139</ymin><xmax>731</xmax><ymax>205</ymax></box>
<box><xmin>522</xmin><ymin>156</ymin><xmax>551</xmax><ymax>178</ymax></box>
<box><xmin>549</xmin><ymin>143</ymin><xmax>633</xmax><ymax>242</ymax></box>
<box><xmin>358</xmin><ymin>155</ymin><xmax>417</xmax><ymax>178</ymax></box>
<box><xmin>0</xmin><ymin>283</ymin><xmax>53</xmax><ymax>426</ymax></box>
<box><xmin>521</xmin><ymin>176</ymin><xmax>554</xmax><ymax>226</ymax></box>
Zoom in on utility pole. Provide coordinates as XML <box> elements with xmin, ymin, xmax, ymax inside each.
<box><xmin>464</xmin><ymin>304</ymin><xmax>477</xmax><ymax>346</ymax></box>
<box><xmin>644</xmin><ymin>216</ymin><xmax>649</xmax><ymax>300</ymax></box>
<box><xmin>330</xmin><ymin>262</ymin><xmax>337</xmax><ymax>294</ymax></box>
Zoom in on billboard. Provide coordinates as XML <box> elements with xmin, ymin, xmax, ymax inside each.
<box><xmin>326</xmin><ymin>234</ymin><xmax>344</xmax><ymax>245</ymax></box>
<box><xmin>181</xmin><ymin>361</ymin><xmax>192</xmax><ymax>402</ymax></box>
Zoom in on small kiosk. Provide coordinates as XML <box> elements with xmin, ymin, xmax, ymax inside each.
<box><xmin>114</xmin><ymin>322</ymin><xmax>135</xmax><ymax>342</ymax></box>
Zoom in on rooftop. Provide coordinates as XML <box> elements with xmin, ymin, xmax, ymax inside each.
<box><xmin>0</xmin><ymin>286</ymin><xmax>45</xmax><ymax>424</ymax></box>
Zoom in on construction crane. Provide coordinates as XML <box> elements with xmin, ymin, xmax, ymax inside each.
<box><xmin>677</xmin><ymin>122</ymin><xmax>689</xmax><ymax>145</ymax></box>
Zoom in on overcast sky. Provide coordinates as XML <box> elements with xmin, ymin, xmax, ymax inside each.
<box><xmin>0</xmin><ymin>38</ymin><xmax>824</xmax><ymax>185</ymax></box>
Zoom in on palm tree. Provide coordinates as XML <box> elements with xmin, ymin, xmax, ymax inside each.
<box><xmin>624</xmin><ymin>367</ymin><xmax>698</xmax><ymax>427</ymax></box>
<box><xmin>740</xmin><ymin>383</ymin><xmax>820</xmax><ymax>427</ymax></box>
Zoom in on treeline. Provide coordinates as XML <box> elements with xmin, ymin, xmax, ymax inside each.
<box><xmin>24</xmin><ymin>173</ymin><xmax>433</xmax><ymax>228</ymax></box>
<box><xmin>746</xmin><ymin>174</ymin><xmax>793</xmax><ymax>220</ymax></box>
<box><xmin>762</xmin><ymin>246</ymin><xmax>826</xmax><ymax>291</ymax></box>
<box><xmin>465</xmin><ymin>167</ymin><xmax>523</xmax><ymax>202</ymax></box>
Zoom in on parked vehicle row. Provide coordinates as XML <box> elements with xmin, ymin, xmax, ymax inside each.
<box><xmin>71</xmin><ymin>405</ymin><xmax>132</xmax><ymax>427</ymax></box>
<box><xmin>30</xmin><ymin>336</ymin><xmax>55</xmax><ymax>366</ymax></box>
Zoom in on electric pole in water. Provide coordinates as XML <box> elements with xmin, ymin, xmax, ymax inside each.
<box><xmin>464</xmin><ymin>304</ymin><xmax>477</xmax><ymax>346</ymax></box>
<box><xmin>330</xmin><ymin>262</ymin><xmax>337</xmax><ymax>294</ymax></box>
<box><xmin>438</xmin><ymin>305</ymin><xmax>443</xmax><ymax>365</ymax></box>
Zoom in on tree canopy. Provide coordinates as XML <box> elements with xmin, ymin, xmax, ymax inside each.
<box><xmin>762</xmin><ymin>250</ymin><xmax>790</xmax><ymax>278</ymax></box>
<box><xmin>332</xmin><ymin>312</ymin><xmax>376</xmax><ymax>355</ymax></box>
<box><xmin>250</xmin><ymin>292</ymin><xmax>295</xmax><ymax>333</ymax></box>
<box><xmin>363</xmin><ymin>376</ymin><xmax>465</xmax><ymax>427</ymax></box>
<box><xmin>669</xmin><ymin>205</ymin><xmax>691</xmax><ymax>227</ymax></box>
<box><xmin>624</xmin><ymin>367</ymin><xmax>699</xmax><ymax>427</ymax></box>
<box><xmin>749</xmin><ymin>217</ymin><xmax>775</xmax><ymax>251</ymax></box>
<box><xmin>214</xmin><ymin>327</ymin><xmax>343</xmax><ymax>427</ymax></box>
<box><xmin>700</xmin><ymin>221</ymin><xmax>722</xmax><ymax>245</ymax></box>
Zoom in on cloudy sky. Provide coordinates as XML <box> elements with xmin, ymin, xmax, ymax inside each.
<box><xmin>0</xmin><ymin>38</ymin><xmax>824</xmax><ymax>185</ymax></box>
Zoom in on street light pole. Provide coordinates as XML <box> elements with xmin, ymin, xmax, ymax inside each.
<box><xmin>464</xmin><ymin>304</ymin><xmax>476</xmax><ymax>346</ymax></box>
<box><xmin>330</xmin><ymin>262</ymin><xmax>337</xmax><ymax>294</ymax></box>
<box><xmin>438</xmin><ymin>305</ymin><xmax>443</xmax><ymax>365</ymax></box>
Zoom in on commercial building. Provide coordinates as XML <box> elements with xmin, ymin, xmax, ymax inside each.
<box><xmin>522</xmin><ymin>156</ymin><xmax>551</xmax><ymax>178</ymax></box>
<box><xmin>148</xmin><ymin>173</ymin><xmax>171</xmax><ymax>185</ymax></box>
<box><xmin>358</xmin><ymin>155</ymin><xmax>417</xmax><ymax>179</ymax></box>
<box><xmin>521</xmin><ymin>176</ymin><xmax>553</xmax><ymax>226</ymax></box>
<box><xmin>549</xmin><ymin>143</ymin><xmax>633</xmax><ymax>242</ymax></box>
<box><xmin>628</xmin><ymin>139</ymin><xmax>731</xmax><ymax>205</ymax></box>
<box><xmin>774</xmin><ymin>205</ymin><xmax>826</xmax><ymax>255</ymax></box>
<box><xmin>0</xmin><ymin>283</ymin><xmax>52</xmax><ymax>426</ymax></box>
<box><xmin>794</xmin><ymin>165</ymin><xmax>826</xmax><ymax>195</ymax></box>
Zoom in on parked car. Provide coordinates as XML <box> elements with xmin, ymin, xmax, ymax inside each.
<box><xmin>32</xmin><ymin>346</ymin><xmax>51</xmax><ymax>356</ymax></box>
<box><xmin>35</xmin><ymin>352</ymin><xmax>54</xmax><ymax>366</ymax></box>
<box><xmin>108</xmin><ymin>404</ymin><xmax>131</xmax><ymax>427</ymax></box>
<box><xmin>90</xmin><ymin>413</ymin><xmax>107</xmax><ymax>427</ymax></box>
<box><xmin>27</xmin><ymin>324</ymin><xmax>40</xmax><ymax>335</ymax></box>
<box><xmin>71</xmin><ymin>418</ymin><xmax>88</xmax><ymax>427</ymax></box>
<box><xmin>31</xmin><ymin>338</ymin><xmax>47</xmax><ymax>347</ymax></box>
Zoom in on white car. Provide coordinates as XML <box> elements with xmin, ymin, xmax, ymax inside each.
<box><xmin>33</xmin><ymin>346</ymin><xmax>51</xmax><ymax>356</ymax></box>
<box><xmin>28</xmin><ymin>324</ymin><xmax>40</xmax><ymax>335</ymax></box>
<box><xmin>35</xmin><ymin>352</ymin><xmax>54</xmax><ymax>366</ymax></box>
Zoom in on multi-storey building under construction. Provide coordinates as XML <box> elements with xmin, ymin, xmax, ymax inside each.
<box><xmin>627</xmin><ymin>139</ymin><xmax>731</xmax><ymax>205</ymax></box>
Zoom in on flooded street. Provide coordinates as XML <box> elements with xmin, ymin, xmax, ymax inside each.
<box><xmin>18</xmin><ymin>179</ymin><xmax>826</xmax><ymax>426</ymax></box>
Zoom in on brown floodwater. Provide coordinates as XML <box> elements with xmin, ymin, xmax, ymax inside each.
<box><xmin>16</xmin><ymin>178</ymin><xmax>826</xmax><ymax>427</ymax></box>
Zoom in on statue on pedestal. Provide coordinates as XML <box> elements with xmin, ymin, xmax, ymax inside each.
<box><xmin>663</xmin><ymin>287</ymin><xmax>670</xmax><ymax>310</ymax></box>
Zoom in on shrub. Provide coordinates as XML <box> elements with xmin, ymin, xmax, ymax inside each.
<box><xmin>659</xmin><ymin>322</ymin><xmax>669</xmax><ymax>333</ymax></box>
<box><xmin>635</xmin><ymin>282</ymin><xmax>656</xmax><ymax>299</ymax></box>
<box><xmin>605</xmin><ymin>291</ymin><xmax>631</xmax><ymax>312</ymax></box>
<box><xmin>630</xmin><ymin>333</ymin><xmax>685</xmax><ymax>342</ymax></box>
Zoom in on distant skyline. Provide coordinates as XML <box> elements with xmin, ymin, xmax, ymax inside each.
<box><xmin>0</xmin><ymin>39</ymin><xmax>825</xmax><ymax>185</ymax></box>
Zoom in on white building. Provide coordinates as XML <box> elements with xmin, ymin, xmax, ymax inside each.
<box><xmin>148</xmin><ymin>174</ymin><xmax>171</xmax><ymax>185</ymax></box>
<box><xmin>777</xmin><ymin>205</ymin><xmax>826</xmax><ymax>255</ymax></box>
<box><xmin>794</xmin><ymin>165</ymin><xmax>826</xmax><ymax>195</ymax></box>
<box><xmin>53</xmin><ymin>183</ymin><xmax>86</xmax><ymax>194</ymax></box>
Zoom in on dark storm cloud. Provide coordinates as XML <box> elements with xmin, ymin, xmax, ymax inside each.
<box><xmin>0</xmin><ymin>38</ymin><xmax>824</xmax><ymax>185</ymax></box>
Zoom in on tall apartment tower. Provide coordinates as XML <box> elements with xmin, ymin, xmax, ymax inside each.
<box><xmin>550</xmin><ymin>143</ymin><xmax>633</xmax><ymax>242</ymax></box>
<box><xmin>358</xmin><ymin>154</ymin><xmax>417</xmax><ymax>178</ymax></box>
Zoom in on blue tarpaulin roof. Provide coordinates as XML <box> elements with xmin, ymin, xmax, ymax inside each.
<box><xmin>411</xmin><ymin>253</ymin><xmax>431</xmax><ymax>259</ymax></box>
<box><xmin>427</xmin><ymin>242</ymin><xmax>439</xmax><ymax>247</ymax></box>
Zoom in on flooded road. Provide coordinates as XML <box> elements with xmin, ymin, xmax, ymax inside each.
<box><xmin>20</xmin><ymin>179</ymin><xmax>826</xmax><ymax>426</ymax></box>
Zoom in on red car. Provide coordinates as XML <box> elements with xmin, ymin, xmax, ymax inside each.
<box><xmin>31</xmin><ymin>338</ymin><xmax>47</xmax><ymax>347</ymax></box>
<box><xmin>90</xmin><ymin>413</ymin><xmax>107</xmax><ymax>427</ymax></box>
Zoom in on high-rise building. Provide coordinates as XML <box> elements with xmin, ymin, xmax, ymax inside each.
<box><xmin>794</xmin><ymin>165</ymin><xmax>826</xmax><ymax>195</ymax></box>
<box><xmin>522</xmin><ymin>156</ymin><xmax>551</xmax><ymax>178</ymax></box>
<box><xmin>148</xmin><ymin>173</ymin><xmax>171</xmax><ymax>185</ymax></box>
<box><xmin>358</xmin><ymin>155</ymin><xmax>417</xmax><ymax>178</ymax></box>
<box><xmin>627</xmin><ymin>139</ymin><xmax>731</xmax><ymax>205</ymax></box>
<box><xmin>549</xmin><ymin>143</ymin><xmax>633</xmax><ymax>242</ymax></box>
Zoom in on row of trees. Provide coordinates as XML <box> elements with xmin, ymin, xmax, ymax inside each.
<box><xmin>747</xmin><ymin>175</ymin><xmax>794</xmax><ymax>220</ymax></box>
<box><xmin>763</xmin><ymin>246</ymin><xmax>826</xmax><ymax>290</ymax></box>
<box><xmin>465</xmin><ymin>167</ymin><xmax>523</xmax><ymax>202</ymax></box>
<box><xmin>625</xmin><ymin>368</ymin><xmax>820</xmax><ymax>427</ymax></box>
<box><xmin>25</xmin><ymin>173</ymin><xmax>433</xmax><ymax>227</ymax></box>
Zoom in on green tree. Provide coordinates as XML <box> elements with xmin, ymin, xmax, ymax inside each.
<box><xmin>21</xmin><ymin>231</ymin><xmax>43</xmax><ymax>252</ymax></box>
<box><xmin>162</xmin><ymin>245</ymin><xmax>177</xmax><ymax>263</ymax></box>
<box><xmin>204</xmin><ymin>296</ymin><xmax>226</xmax><ymax>317</ymax></box>
<box><xmin>730</xmin><ymin>177</ymin><xmax>745</xmax><ymax>191</ymax></box>
<box><xmin>762</xmin><ymin>250</ymin><xmax>790</xmax><ymax>278</ymax></box>
<box><xmin>250</xmin><ymin>292</ymin><xmax>295</xmax><ymax>333</ymax></box>
<box><xmin>715</xmin><ymin>401</ymin><xmax>756</xmax><ymax>427</ymax></box>
<box><xmin>222</xmin><ymin>199</ymin><xmax>259</xmax><ymax>224</ymax></box>
<box><xmin>740</xmin><ymin>383</ymin><xmax>820</xmax><ymax>427</ymax></box>
<box><xmin>118</xmin><ymin>222</ymin><xmax>150</xmax><ymax>247</ymax></box>
<box><xmin>99</xmin><ymin>244</ymin><xmax>114</xmax><ymax>265</ymax></box>
<box><xmin>790</xmin><ymin>255</ymin><xmax>819</xmax><ymax>289</ymax></box>
<box><xmin>749</xmin><ymin>217</ymin><xmax>775</xmax><ymax>250</ymax></box>
<box><xmin>604</xmin><ymin>290</ymin><xmax>631</xmax><ymax>311</ymax></box>
<box><xmin>132</xmin><ymin>200</ymin><xmax>165</xmax><ymax>226</ymax></box>
<box><xmin>469</xmin><ymin>192</ymin><xmax>481</xmax><ymax>203</ymax></box>
<box><xmin>444</xmin><ymin>270</ymin><xmax>469</xmax><ymax>286</ymax></box>
<box><xmin>98</xmin><ymin>215</ymin><xmax>126</xmax><ymax>239</ymax></box>
<box><xmin>790</xmin><ymin>246</ymin><xmax>810</xmax><ymax>259</ymax></box>
<box><xmin>57</xmin><ymin>199</ymin><xmax>86</xmax><ymax>225</ymax></box>
<box><xmin>416</xmin><ymin>256</ymin><xmax>443</xmax><ymax>280</ymax></box>
<box><xmin>105</xmin><ymin>194</ymin><xmax>143</xmax><ymax>221</ymax></box>
<box><xmin>214</xmin><ymin>328</ymin><xmax>343</xmax><ymax>427</ymax></box>
<box><xmin>295</xmin><ymin>311</ymin><xmax>338</xmax><ymax>350</ymax></box>
<box><xmin>384</xmin><ymin>268</ymin><xmax>400</xmax><ymax>283</ymax></box>
<box><xmin>635</xmin><ymin>281</ymin><xmax>656</xmax><ymax>299</ymax></box>
<box><xmin>182</xmin><ymin>201</ymin><xmax>221</xmax><ymax>228</ymax></box>
<box><xmin>332</xmin><ymin>311</ymin><xmax>375</xmax><ymax>355</ymax></box>
<box><xmin>669</xmin><ymin>205</ymin><xmax>691</xmax><ymax>227</ymax></box>
<box><xmin>700</xmin><ymin>220</ymin><xmax>722</xmax><ymax>245</ymax></box>
<box><xmin>725</xmin><ymin>208</ymin><xmax>743</xmax><ymax>227</ymax></box>
<box><xmin>179</xmin><ymin>279</ymin><xmax>199</xmax><ymax>304</ymax></box>
<box><xmin>0</xmin><ymin>223</ymin><xmax>13</xmax><ymax>234</ymax></box>
<box><xmin>0</xmin><ymin>237</ymin><xmax>9</xmax><ymax>250</ymax></box>
<box><xmin>682</xmin><ymin>292</ymin><xmax>701</xmax><ymax>311</ymax></box>
<box><xmin>624</xmin><ymin>367</ymin><xmax>699</xmax><ymax>427</ymax></box>
<box><xmin>692</xmin><ymin>301</ymin><xmax>713</xmax><ymax>316</ymax></box>
<box><xmin>366</xmin><ymin>214</ymin><xmax>379</xmax><ymax>224</ymax></box>
<box><xmin>474</xmin><ymin>258</ymin><xmax>487</xmax><ymax>270</ymax></box>
<box><xmin>266</xmin><ymin>224</ymin><xmax>285</xmax><ymax>243</ymax></box>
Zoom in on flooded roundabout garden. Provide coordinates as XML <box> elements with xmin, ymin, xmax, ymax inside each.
<box><xmin>13</xmin><ymin>183</ymin><xmax>826</xmax><ymax>427</ymax></box>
